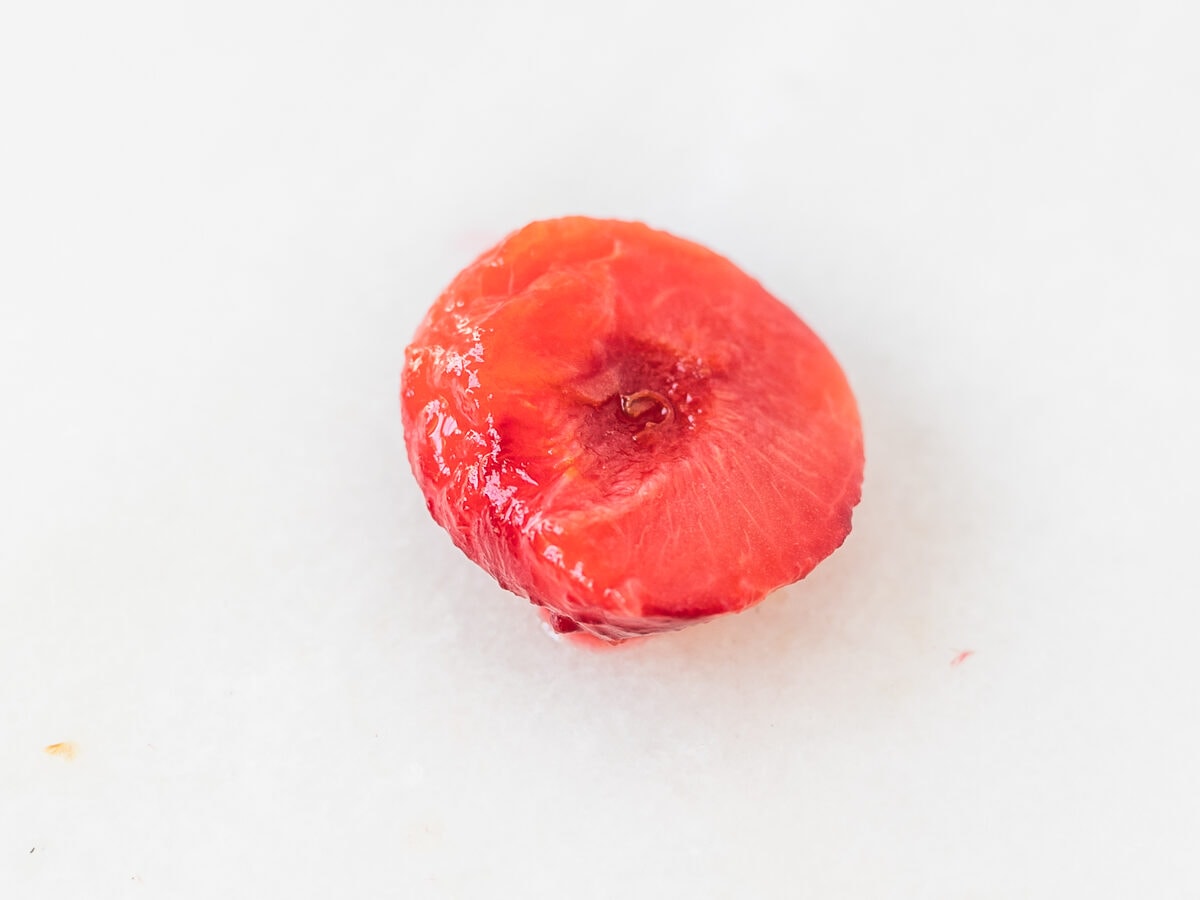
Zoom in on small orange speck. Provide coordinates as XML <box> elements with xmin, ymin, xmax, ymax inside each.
<box><xmin>44</xmin><ymin>742</ymin><xmax>77</xmax><ymax>760</ymax></box>
<box><xmin>950</xmin><ymin>650</ymin><xmax>975</xmax><ymax>667</ymax></box>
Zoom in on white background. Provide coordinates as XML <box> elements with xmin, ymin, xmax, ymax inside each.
<box><xmin>2</xmin><ymin>1</ymin><xmax>1198</xmax><ymax>897</ymax></box>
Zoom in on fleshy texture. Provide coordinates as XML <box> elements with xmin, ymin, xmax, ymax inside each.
<box><xmin>401</xmin><ymin>217</ymin><xmax>863</xmax><ymax>642</ymax></box>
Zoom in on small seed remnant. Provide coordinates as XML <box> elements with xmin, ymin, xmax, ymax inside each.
<box><xmin>621</xmin><ymin>389</ymin><xmax>673</xmax><ymax>440</ymax></box>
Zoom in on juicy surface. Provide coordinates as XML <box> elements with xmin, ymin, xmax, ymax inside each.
<box><xmin>401</xmin><ymin>218</ymin><xmax>863</xmax><ymax>642</ymax></box>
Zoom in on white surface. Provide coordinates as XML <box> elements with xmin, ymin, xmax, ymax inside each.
<box><xmin>2</xmin><ymin>1</ymin><xmax>1198</xmax><ymax>896</ymax></box>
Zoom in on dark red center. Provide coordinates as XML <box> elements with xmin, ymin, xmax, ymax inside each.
<box><xmin>573</xmin><ymin>338</ymin><xmax>710</xmax><ymax>468</ymax></box>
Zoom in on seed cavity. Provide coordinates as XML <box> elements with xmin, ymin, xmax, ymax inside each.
<box><xmin>620</xmin><ymin>389</ymin><xmax>674</xmax><ymax>440</ymax></box>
